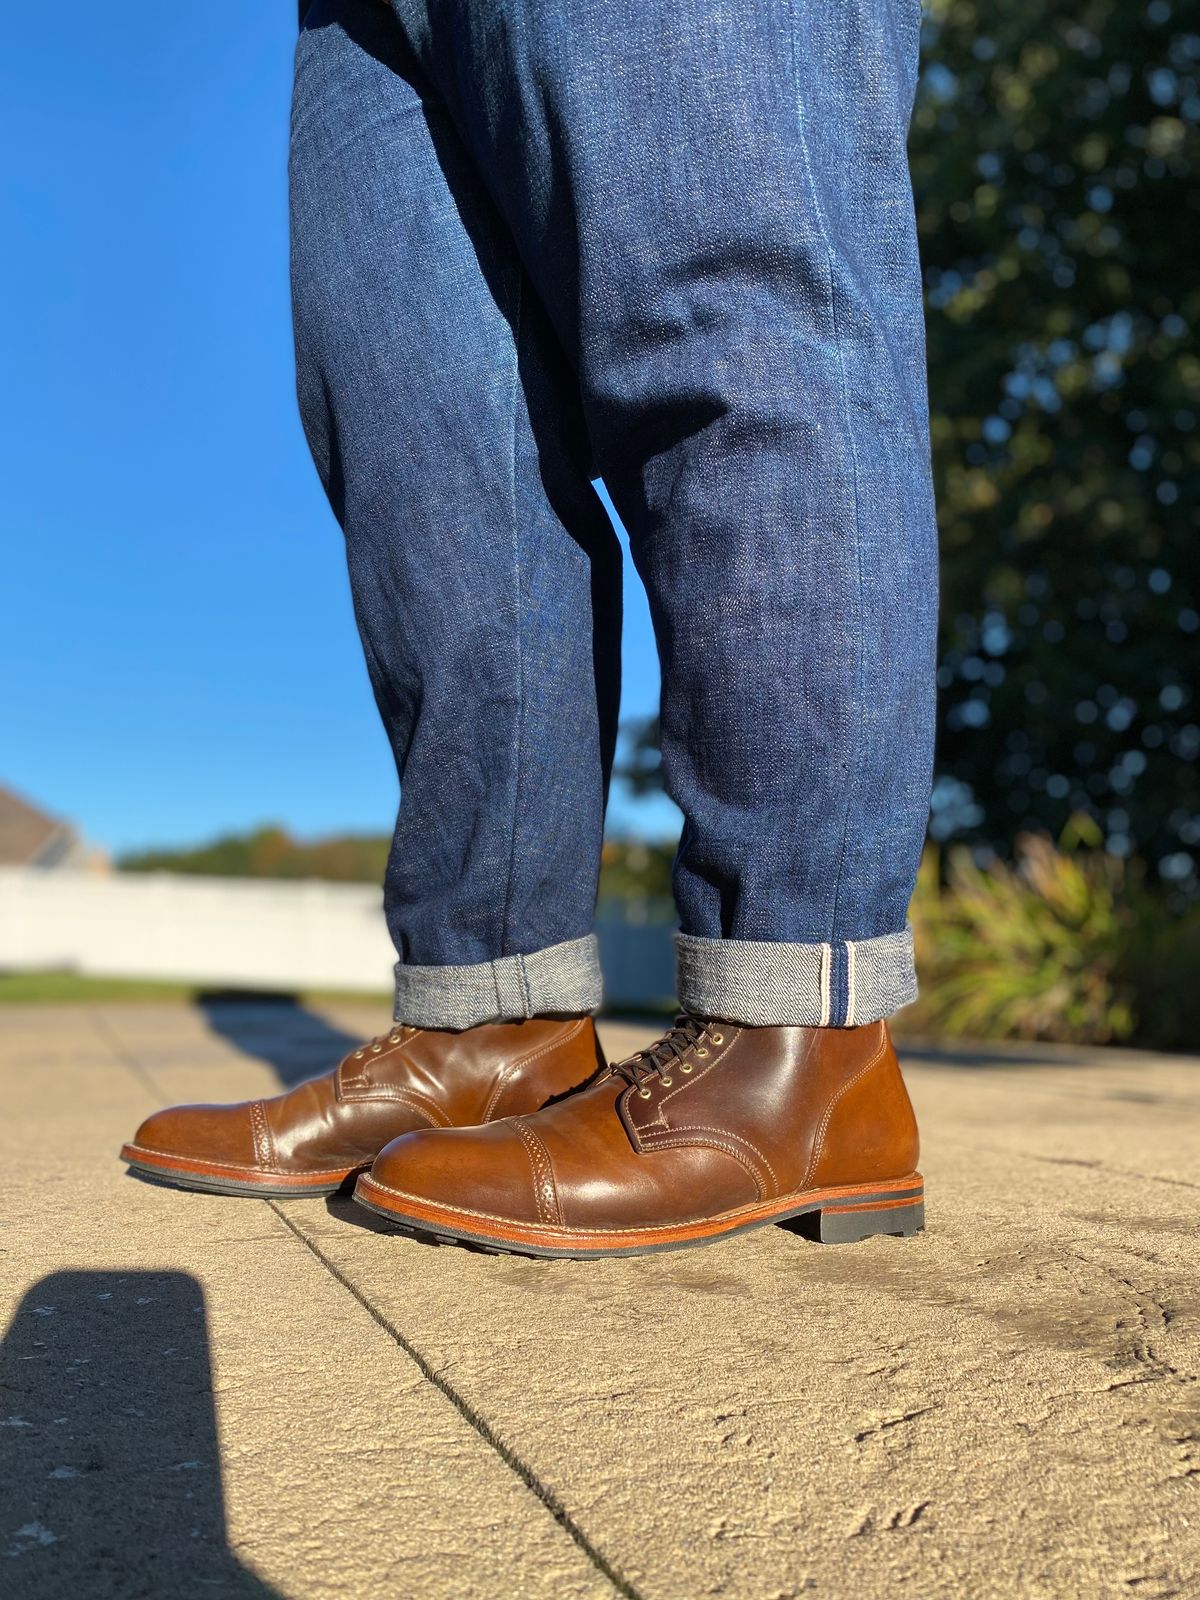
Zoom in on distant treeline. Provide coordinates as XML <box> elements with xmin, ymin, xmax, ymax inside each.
<box><xmin>120</xmin><ymin>826</ymin><xmax>392</xmax><ymax>884</ymax></box>
<box><xmin>119</xmin><ymin>827</ymin><xmax>676</xmax><ymax>898</ymax></box>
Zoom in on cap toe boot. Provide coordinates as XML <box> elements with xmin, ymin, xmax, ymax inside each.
<box><xmin>120</xmin><ymin>1017</ymin><xmax>603</xmax><ymax>1197</ymax></box>
<box><xmin>356</xmin><ymin>1017</ymin><xmax>923</xmax><ymax>1256</ymax></box>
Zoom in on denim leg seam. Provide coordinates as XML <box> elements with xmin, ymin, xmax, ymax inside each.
<box><xmin>518</xmin><ymin>953</ymin><xmax>532</xmax><ymax>1015</ymax></box>
<box><xmin>498</xmin><ymin>267</ymin><xmax>526</xmax><ymax>960</ymax></box>
<box><xmin>491</xmin><ymin>962</ymin><xmax>503</xmax><ymax>1020</ymax></box>
<box><xmin>786</xmin><ymin>6</ymin><xmax>868</xmax><ymax>960</ymax></box>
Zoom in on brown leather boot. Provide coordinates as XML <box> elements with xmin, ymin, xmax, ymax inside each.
<box><xmin>355</xmin><ymin>1016</ymin><xmax>922</xmax><ymax>1255</ymax></box>
<box><xmin>120</xmin><ymin>1017</ymin><xmax>603</xmax><ymax>1197</ymax></box>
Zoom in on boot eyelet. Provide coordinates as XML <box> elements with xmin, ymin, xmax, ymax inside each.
<box><xmin>638</xmin><ymin>1088</ymin><xmax>652</xmax><ymax>1099</ymax></box>
<box><xmin>659</xmin><ymin>1077</ymin><xmax>673</xmax><ymax>1087</ymax></box>
<box><xmin>710</xmin><ymin>1032</ymin><xmax>724</xmax><ymax>1044</ymax></box>
<box><xmin>353</xmin><ymin>1050</ymin><xmax>364</xmax><ymax>1059</ymax></box>
<box><xmin>371</xmin><ymin>1044</ymin><xmax>382</xmax><ymax>1053</ymax></box>
<box><xmin>388</xmin><ymin>1033</ymin><xmax>402</xmax><ymax>1044</ymax></box>
<box><xmin>680</xmin><ymin>1062</ymin><xmax>693</xmax><ymax>1073</ymax></box>
<box><xmin>696</xmin><ymin>1047</ymin><xmax>709</xmax><ymax>1058</ymax></box>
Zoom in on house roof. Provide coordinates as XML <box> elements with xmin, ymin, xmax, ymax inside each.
<box><xmin>0</xmin><ymin>785</ymin><xmax>75</xmax><ymax>866</ymax></box>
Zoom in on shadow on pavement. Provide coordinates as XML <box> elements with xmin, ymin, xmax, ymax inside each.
<box><xmin>194</xmin><ymin>993</ymin><xmax>367</xmax><ymax>1088</ymax></box>
<box><xmin>324</xmin><ymin>1191</ymin><xmax>407</xmax><ymax>1236</ymax></box>
<box><xmin>1</xmin><ymin>1270</ymin><xmax>284</xmax><ymax>1598</ymax></box>
<box><xmin>898</xmin><ymin>1039</ymin><xmax>1113</xmax><ymax>1070</ymax></box>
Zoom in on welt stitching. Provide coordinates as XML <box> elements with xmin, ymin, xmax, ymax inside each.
<box><xmin>481</xmin><ymin>1074</ymin><xmax>507</xmax><ymax>1124</ymax></box>
<box><xmin>640</xmin><ymin>1135</ymin><xmax>767</xmax><ymax>1199</ymax></box>
<box><xmin>483</xmin><ymin>1018</ymin><xmax>588</xmax><ymax>1122</ymax></box>
<box><xmin>643</xmin><ymin>1125</ymin><xmax>778</xmax><ymax>1195</ymax></box>
<box><xmin>511</xmin><ymin>1116</ymin><xmax>560</xmax><ymax>1225</ymax></box>
<box><xmin>508</xmin><ymin>1016</ymin><xmax>586</xmax><ymax>1071</ymax></box>
<box><xmin>801</xmin><ymin>1026</ymin><xmax>888</xmax><ymax>1187</ymax></box>
<box><xmin>348</xmin><ymin>1087</ymin><xmax>450</xmax><ymax>1127</ymax></box>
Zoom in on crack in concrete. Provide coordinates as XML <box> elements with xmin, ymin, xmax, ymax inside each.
<box><xmin>90</xmin><ymin>1009</ymin><xmax>166</xmax><ymax>1102</ymax></box>
<box><xmin>1059</xmin><ymin>1248</ymin><xmax>1200</xmax><ymax>1484</ymax></box>
<box><xmin>265</xmin><ymin>1201</ymin><xmax>641</xmax><ymax>1600</ymax></box>
<box><xmin>852</xmin><ymin>1405</ymin><xmax>940</xmax><ymax>1444</ymax></box>
<box><xmin>1064</xmin><ymin>1251</ymin><xmax>1195</xmax><ymax>1389</ymax></box>
<box><xmin>939</xmin><ymin>1136</ymin><xmax>1200</xmax><ymax>1193</ymax></box>
<box><xmin>1017</xmin><ymin>1150</ymin><xmax>1200</xmax><ymax>1192</ymax></box>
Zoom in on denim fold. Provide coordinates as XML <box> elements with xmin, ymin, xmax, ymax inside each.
<box><xmin>676</xmin><ymin>927</ymin><xmax>917</xmax><ymax>1029</ymax></box>
<box><xmin>393</xmin><ymin>934</ymin><xmax>604</xmax><ymax>1030</ymax></box>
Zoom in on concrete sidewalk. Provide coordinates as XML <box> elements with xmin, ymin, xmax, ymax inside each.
<box><xmin>2</xmin><ymin>1001</ymin><xmax>1198</xmax><ymax>1599</ymax></box>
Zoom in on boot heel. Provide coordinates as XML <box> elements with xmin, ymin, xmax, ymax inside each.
<box><xmin>815</xmin><ymin>1196</ymin><xmax>925</xmax><ymax>1245</ymax></box>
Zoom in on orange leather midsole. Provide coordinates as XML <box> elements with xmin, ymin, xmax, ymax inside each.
<box><xmin>355</xmin><ymin>1171</ymin><xmax>924</xmax><ymax>1250</ymax></box>
<box><xmin>121</xmin><ymin>1142</ymin><xmax>360</xmax><ymax>1190</ymax></box>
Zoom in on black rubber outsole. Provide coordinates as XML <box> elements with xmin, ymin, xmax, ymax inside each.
<box><xmin>351</xmin><ymin>1188</ymin><xmax>925</xmax><ymax>1259</ymax></box>
<box><xmin>124</xmin><ymin>1160</ymin><xmax>358</xmax><ymax>1199</ymax></box>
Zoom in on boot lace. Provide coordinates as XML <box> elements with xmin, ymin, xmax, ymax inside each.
<box><xmin>611</xmin><ymin>1014</ymin><xmax>723</xmax><ymax>1096</ymax></box>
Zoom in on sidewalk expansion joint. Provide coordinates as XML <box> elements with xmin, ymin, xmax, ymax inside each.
<box><xmin>978</xmin><ymin>1142</ymin><xmax>1200</xmax><ymax>1192</ymax></box>
<box><xmin>266</xmin><ymin>1201</ymin><xmax>643</xmax><ymax>1600</ymax></box>
<box><xmin>91</xmin><ymin>1009</ymin><xmax>169</xmax><ymax>1102</ymax></box>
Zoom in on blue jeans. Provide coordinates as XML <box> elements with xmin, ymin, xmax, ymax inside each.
<box><xmin>290</xmin><ymin>0</ymin><xmax>938</xmax><ymax>1029</ymax></box>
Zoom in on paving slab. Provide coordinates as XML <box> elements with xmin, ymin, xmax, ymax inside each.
<box><xmin>2</xmin><ymin>1001</ymin><xmax>1198</xmax><ymax>1599</ymax></box>
<box><xmin>0</xmin><ymin>1004</ymin><xmax>615</xmax><ymax>1600</ymax></box>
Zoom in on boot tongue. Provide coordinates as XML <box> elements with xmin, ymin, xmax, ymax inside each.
<box><xmin>612</xmin><ymin>1014</ymin><xmax>707</xmax><ymax>1090</ymax></box>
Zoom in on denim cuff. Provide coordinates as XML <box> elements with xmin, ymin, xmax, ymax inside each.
<box><xmin>393</xmin><ymin>933</ymin><xmax>603</xmax><ymax>1029</ymax></box>
<box><xmin>675</xmin><ymin>925</ymin><xmax>916</xmax><ymax>1027</ymax></box>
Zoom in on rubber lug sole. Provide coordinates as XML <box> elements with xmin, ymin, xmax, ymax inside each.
<box><xmin>121</xmin><ymin>1151</ymin><xmax>359</xmax><ymax>1199</ymax></box>
<box><xmin>794</xmin><ymin>1198</ymin><xmax>925</xmax><ymax>1245</ymax></box>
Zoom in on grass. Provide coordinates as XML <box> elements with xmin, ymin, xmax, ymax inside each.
<box><xmin>0</xmin><ymin>970</ymin><xmax>393</xmax><ymax>1007</ymax></box>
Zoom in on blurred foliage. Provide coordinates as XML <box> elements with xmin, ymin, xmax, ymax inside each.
<box><xmin>598</xmin><ymin>837</ymin><xmax>675</xmax><ymax>900</ymax></box>
<box><xmin>0</xmin><ymin>971</ymin><xmax>393</xmax><ymax>1006</ymax></box>
<box><xmin>614</xmin><ymin>721</ymin><xmax>668</xmax><ymax>803</ymax></box>
<box><xmin>908</xmin><ymin>820</ymin><xmax>1134</xmax><ymax>1042</ymax></box>
<box><xmin>119</xmin><ymin>825</ymin><xmax>391</xmax><ymax>884</ymax></box>
<box><xmin>619</xmin><ymin>1</ymin><xmax>1200</xmax><ymax>896</ymax></box>
<box><xmin>118</xmin><ymin>825</ymin><xmax>679</xmax><ymax>904</ymax></box>
<box><xmin>907</xmin><ymin>819</ymin><xmax>1200</xmax><ymax>1049</ymax></box>
<box><xmin>916</xmin><ymin>0</ymin><xmax>1199</xmax><ymax>888</ymax></box>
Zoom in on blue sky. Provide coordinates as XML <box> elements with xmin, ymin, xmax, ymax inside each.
<box><xmin>1</xmin><ymin>4</ymin><xmax>678</xmax><ymax>856</ymax></box>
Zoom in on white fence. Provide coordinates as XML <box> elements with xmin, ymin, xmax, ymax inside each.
<box><xmin>0</xmin><ymin>868</ymin><xmax>677</xmax><ymax>1006</ymax></box>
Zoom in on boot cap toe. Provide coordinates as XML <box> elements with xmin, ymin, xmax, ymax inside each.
<box><xmin>365</xmin><ymin>1122</ymin><xmax>546</xmax><ymax>1225</ymax></box>
<box><xmin>125</xmin><ymin>1102</ymin><xmax>258</xmax><ymax>1169</ymax></box>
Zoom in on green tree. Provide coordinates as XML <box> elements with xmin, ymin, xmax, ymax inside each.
<box><xmin>618</xmin><ymin>2</ymin><xmax>1200</xmax><ymax>894</ymax></box>
<box><xmin>119</xmin><ymin>826</ymin><xmax>391</xmax><ymax>884</ymax></box>
<box><xmin>916</xmin><ymin>0</ymin><xmax>1199</xmax><ymax>889</ymax></box>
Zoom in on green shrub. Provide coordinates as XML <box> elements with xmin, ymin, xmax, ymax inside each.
<box><xmin>908</xmin><ymin>820</ymin><xmax>1200</xmax><ymax>1049</ymax></box>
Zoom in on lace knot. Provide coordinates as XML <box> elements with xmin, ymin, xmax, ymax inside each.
<box><xmin>611</xmin><ymin>1014</ymin><xmax>712</xmax><ymax>1092</ymax></box>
